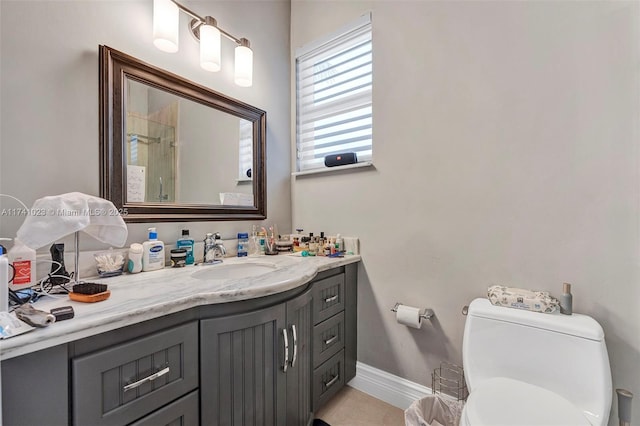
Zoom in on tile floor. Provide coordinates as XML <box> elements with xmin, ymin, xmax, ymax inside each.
<box><xmin>315</xmin><ymin>386</ymin><xmax>406</xmax><ymax>426</ymax></box>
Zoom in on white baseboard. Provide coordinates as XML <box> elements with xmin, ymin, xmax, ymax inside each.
<box><xmin>347</xmin><ymin>362</ymin><xmax>432</xmax><ymax>410</ymax></box>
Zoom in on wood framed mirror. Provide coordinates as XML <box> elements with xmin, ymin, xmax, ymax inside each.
<box><xmin>99</xmin><ymin>45</ymin><xmax>266</xmax><ymax>222</ymax></box>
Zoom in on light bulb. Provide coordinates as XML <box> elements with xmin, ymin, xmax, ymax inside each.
<box><xmin>153</xmin><ymin>0</ymin><xmax>179</xmax><ymax>53</ymax></box>
<box><xmin>235</xmin><ymin>41</ymin><xmax>253</xmax><ymax>87</ymax></box>
<box><xmin>200</xmin><ymin>22</ymin><xmax>221</xmax><ymax>72</ymax></box>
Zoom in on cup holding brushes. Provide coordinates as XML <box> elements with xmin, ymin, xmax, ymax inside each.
<box><xmin>14</xmin><ymin>304</ymin><xmax>56</xmax><ymax>327</ymax></box>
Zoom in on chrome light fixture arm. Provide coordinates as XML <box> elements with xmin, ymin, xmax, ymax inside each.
<box><xmin>170</xmin><ymin>0</ymin><xmax>247</xmax><ymax>47</ymax></box>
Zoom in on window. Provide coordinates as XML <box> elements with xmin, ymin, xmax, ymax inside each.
<box><xmin>295</xmin><ymin>14</ymin><xmax>372</xmax><ymax>172</ymax></box>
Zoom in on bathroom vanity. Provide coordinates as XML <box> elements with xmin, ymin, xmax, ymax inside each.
<box><xmin>1</xmin><ymin>255</ymin><xmax>359</xmax><ymax>426</ymax></box>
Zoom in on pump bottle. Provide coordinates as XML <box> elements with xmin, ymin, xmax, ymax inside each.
<box><xmin>142</xmin><ymin>228</ymin><xmax>165</xmax><ymax>271</ymax></box>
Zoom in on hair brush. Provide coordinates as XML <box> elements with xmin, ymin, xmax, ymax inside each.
<box><xmin>69</xmin><ymin>283</ymin><xmax>110</xmax><ymax>303</ymax></box>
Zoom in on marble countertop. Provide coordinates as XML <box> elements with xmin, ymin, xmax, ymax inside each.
<box><xmin>1</xmin><ymin>254</ymin><xmax>360</xmax><ymax>360</ymax></box>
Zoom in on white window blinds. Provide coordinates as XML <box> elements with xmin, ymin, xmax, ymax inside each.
<box><xmin>238</xmin><ymin>119</ymin><xmax>253</xmax><ymax>180</ymax></box>
<box><xmin>295</xmin><ymin>14</ymin><xmax>372</xmax><ymax>172</ymax></box>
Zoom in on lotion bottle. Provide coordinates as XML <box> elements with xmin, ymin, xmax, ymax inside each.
<box><xmin>560</xmin><ymin>282</ymin><xmax>573</xmax><ymax>315</ymax></box>
<box><xmin>142</xmin><ymin>228</ymin><xmax>165</xmax><ymax>271</ymax></box>
<box><xmin>127</xmin><ymin>243</ymin><xmax>143</xmax><ymax>274</ymax></box>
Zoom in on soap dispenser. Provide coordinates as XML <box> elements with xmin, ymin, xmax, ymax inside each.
<box><xmin>142</xmin><ymin>227</ymin><xmax>165</xmax><ymax>271</ymax></box>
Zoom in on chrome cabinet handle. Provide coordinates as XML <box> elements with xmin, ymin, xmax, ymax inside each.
<box><xmin>123</xmin><ymin>366</ymin><xmax>170</xmax><ymax>392</ymax></box>
<box><xmin>282</xmin><ymin>328</ymin><xmax>289</xmax><ymax>373</ymax></box>
<box><xmin>324</xmin><ymin>374</ymin><xmax>339</xmax><ymax>389</ymax></box>
<box><xmin>324</xmin><ymin>335</ymin><xmax>338</xmax><ymax>346</ymax></box>
<box><xmin>324</xmin><ymin>295</ymin><xmax>338</xmax><ymax>304</ymax></box>
<box><xmin>291</xmin><ymin>324</ymin><xmax>298</xmax><ymax>368</ymax></box>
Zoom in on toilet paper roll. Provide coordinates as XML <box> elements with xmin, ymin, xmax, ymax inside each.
<box><xmin>396</xmin><ymin>304</ymin><xmax>422</xmax><ymax>329</ymax></box>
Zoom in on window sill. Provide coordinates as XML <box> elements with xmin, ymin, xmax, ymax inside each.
<box><xmin>292</xmin><ymin>161</ymin><xmax>374</xmax><ymax>177</ymax></box>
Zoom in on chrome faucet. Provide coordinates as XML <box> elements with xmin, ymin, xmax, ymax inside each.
<box><xmin>203</xmin><ymin>232</ymin><xmax>226</xmax><ymax>264</ymax></box>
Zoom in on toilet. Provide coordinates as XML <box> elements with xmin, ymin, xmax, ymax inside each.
<box><xmin>461</xmin><ymin>298</ymin><xmax>612</xmax><ymax>426</ymax></box>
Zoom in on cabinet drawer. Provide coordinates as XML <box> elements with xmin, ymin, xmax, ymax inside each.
<box><xmin>129</xmin><ymin>390</ymin><xmax>199</xmax><ymax>426</ymax></box>
<box><xmin>313</xmin><ymin>311</ymin><xmax>344</xmax><ymax>368</ymax></box>
<box><xmin>313</xmin><ymin>349</ymin><xmax>345</xmax><ymax>411</ymax></box>
<box><xmin>312</xmin><ymin>273</ymin><xmax>345</xmax><ymax>325</ymax></box>
<box><xmin>73</xmin><ymin>322</ymin><xmax>198</xmax><ymax>426</ymax></box>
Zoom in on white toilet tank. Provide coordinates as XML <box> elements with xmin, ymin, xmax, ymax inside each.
<box><xmin>463</xmin><ymin>298</ymin><xmax>612</xmax><ymax>425</ymax></box>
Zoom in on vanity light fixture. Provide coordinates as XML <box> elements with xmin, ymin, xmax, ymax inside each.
<box><xmin>152</xmin><ymin>0</ymin><xmax>253</xmax><ymax>87</ymax></box>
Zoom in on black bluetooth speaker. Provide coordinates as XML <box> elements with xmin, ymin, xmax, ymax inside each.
<box><xmin>324</xmin><ymin>152</ymin><xmax>357</xmax><ymax>167</ymax></box>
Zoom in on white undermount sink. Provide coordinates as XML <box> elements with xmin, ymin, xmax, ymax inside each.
<box><xmin>191</xmin><ymin>262</ymin><xmax>279</xmax><ymax>280</ymax></box>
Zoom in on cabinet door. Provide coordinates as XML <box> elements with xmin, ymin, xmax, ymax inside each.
<box><xmin>311</xmin><ymin>273</ymin><xmax>345</xmax><ymax>325</ymax></box>
<box><xmin>129</xmin><ymin>390</ymin><xmax>198</xmax><ymax>426</ymax></box>
<box><xmin>313</xmin><ymin>349</ymin><xmax>345</xmax><ymax>411</ymax></box>
<box><xmin>285</xmin><ymin>288</ymin><xmax>313</xmax><ymax>426</ymax></box>
<box><xmin>1</xmin><ymin>345</ymin><xmax>68</xmax><ymax>426</ymax></box>
<box><xmin>201</xmin><ymin>304</ymin><xmax>287</xmax><ymax>426</ymax></box>
<box><xmin>73</xmin><ymin>322</ymin><xmax>198</xmax><ymax>426</ymax></box>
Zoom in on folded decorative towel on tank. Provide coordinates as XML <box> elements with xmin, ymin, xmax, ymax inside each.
<box><xmin>487</xmin><ymin>285</ymin><xmax>559</xmax><ymax>313</ymax></box>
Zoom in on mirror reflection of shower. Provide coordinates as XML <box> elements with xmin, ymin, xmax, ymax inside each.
<box><xmin>158</xmin><ymin>177</ymin><xmax>168</xmax><ymax>202</ymax></box>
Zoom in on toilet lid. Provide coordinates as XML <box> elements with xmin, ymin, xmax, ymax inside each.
<box><xmin>464</xmin><ymin>377</ymin><xmax>591</xmax><ymax>426</ymax></box>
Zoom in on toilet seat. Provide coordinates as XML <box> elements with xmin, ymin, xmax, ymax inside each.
<box><xmin>461</xmin><ymin>377</ymin><xmax>592</xmax><ymax>426</ymax></box>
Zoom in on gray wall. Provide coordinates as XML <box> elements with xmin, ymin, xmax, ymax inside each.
<box><xmin>291</xmin><ymin>1</ymin><xmax>639</xmax><ymax>423</ymax></box>
<box><xmin>0</xmin><ymin>0</ymin><xmax>291</xmax><ymax>248</ymax></box>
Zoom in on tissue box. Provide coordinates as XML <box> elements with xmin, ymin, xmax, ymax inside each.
<box><xmin>94</xmin><ymin>250</ymin><xmax>126</xmax><ymax>277</ymax></box>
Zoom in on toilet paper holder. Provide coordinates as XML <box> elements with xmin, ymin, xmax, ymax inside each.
<box><xmin>391</xmin><ymin>303</ymin><xmax>434</xmax><ymax>320</ymax></box>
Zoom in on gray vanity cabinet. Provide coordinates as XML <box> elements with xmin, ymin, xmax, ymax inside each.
<box><xmin>285</xmin><ymin>288</ymin><xmax>313</xmax><ymax>426</ymax></box>
<box><xmin>200</xmin><ymin>303</ymin><xmax>286</xmax><ymax>425</ymax></box>
<box><xmin>72</xmin><ymin>322</ymin><xmax>199</xmax><ymax>426</ymax></box>
<box><xmin>200</xmin><ymin>288</ymin><xmax>313</xmax><ymax>426</ymax></box>
<box><xmin>1</xmin><ymin>344</ymin><xmax>69</xmax><ymax>426</ymax></box>
<box><xmin>1</xmin><ymin>262</ymin><xmax>358</xmax><ymax>426</ymax></box>
<box><xmin>129</xmin><ymin>390</ymin><xmax>199</xmax><ymax>426</ymax></box>
<box><xmin>311</xmin><ymin>266</ymin><xmax>357</xmax><ymax>411</ymax></box>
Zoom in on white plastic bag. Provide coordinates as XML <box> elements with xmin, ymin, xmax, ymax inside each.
<box><xmin>404</xmin><ymin>394</ymin><xmax>465</xmax><ymax>426</ymax></box>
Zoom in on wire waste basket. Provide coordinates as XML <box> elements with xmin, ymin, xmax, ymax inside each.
<box><xmin>405</xmin><ymin>363</ymin><xmax>467</xmax><ymax>426</ymax></box>
<box><xmin>431</xmin><ymin>362</ymin><xmax>468</xmax><ymax>401</ymax></box>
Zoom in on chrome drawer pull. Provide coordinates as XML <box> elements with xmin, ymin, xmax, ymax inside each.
<box><xmin>324</xmin><ymin>295</ymin><xmax>338</xmax><ymax>304</ymax></box>
<box><xmin>291</xmin><ymin>325</ymin><xmax>298</xmax><ymax>368</ymax></box>
<box><xmin>282</xmin><ymin>328</ymin><xmax>289</xmax><ymax>373</ymax></box>
<box><xmin>324</xmin><ymin>335</ymin><xmax>338</xmax><ymax>346</ymax></box>
<box><xmin>324</xmin><ymin>374</ymin><xmax>339</xmax><ymax>389</ymax></box>
<box><xmin>123</xmin><ymin>366</ymin><xmax>170</xmax><ymax>392</ymax></box>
